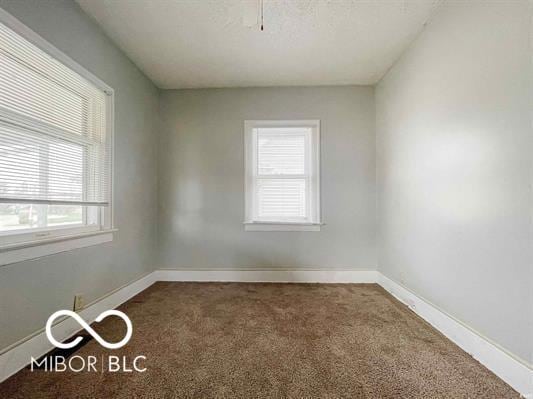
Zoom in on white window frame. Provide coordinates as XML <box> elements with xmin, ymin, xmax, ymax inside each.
<box><xmin>0</xmin><ymin>8</ymin><xmax>115</xmax><ymax>266</ymax></box>
<box><xmin>244</xmin><ymin>120</ymin><xmax>321</xmax><ymax>232</ymax></box>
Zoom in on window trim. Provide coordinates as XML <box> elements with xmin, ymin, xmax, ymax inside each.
<box><xmin>0</xmin><ymin>229</ymin><xmax>117</xmax><ymax>266</ymax></box>
<box><xmin>0</xmin><ymin>8</ymin><xmax>115</xmax><ymax>262</ymax></box>
<box><xmin>244</xmin><ymin>119</ymin><xmax>321</xmax><ymax>232</ymax></box>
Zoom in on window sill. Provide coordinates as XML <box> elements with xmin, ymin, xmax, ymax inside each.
<box><xmin>244</xmin><ymin>222</ymin><xmax>322</xmax><ymax>232</ymax></box>
<box><xmin>0</xmin><ymin>229</ymin><xmax>117</xmax><ymax>266</ymax></box>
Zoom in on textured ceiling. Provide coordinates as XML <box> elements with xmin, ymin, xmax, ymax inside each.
<box><xmin>76</xmin><ymin>0</ymin><xmax>441</xmax><ymax>89</ymax></box>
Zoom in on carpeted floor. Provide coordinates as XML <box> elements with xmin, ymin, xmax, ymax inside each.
<box><xmin>0</xmin><ymin>282</ymin><xmax>518</xmax><ymax>398</ymax></box>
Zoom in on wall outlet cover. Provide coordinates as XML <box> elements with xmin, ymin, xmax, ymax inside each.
<box><xmin>73</xmin><ymin>295</ymin><xmax>84</xmax><ymax>311</ymax></box>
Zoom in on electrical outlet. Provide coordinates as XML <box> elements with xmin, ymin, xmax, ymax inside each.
<box><xmin>73</xmin><ymin>295</ymin><xmax>84</xmax><ymax>311</ymax></box>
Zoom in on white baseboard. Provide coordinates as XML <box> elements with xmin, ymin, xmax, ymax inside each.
<box><xmin>377</xmin><ymin>273</ymin><xmax>532</xmax><ymax>398</ymax></box>
<box><xmin>155</xmin><ymin>268</ymin><xmax>378</xmax><ymax>283</ymax></box>
<box><xmin>0</xmin><ymin>271</ymin><xmax>157</xmax><ymax>384</ymax></box>
<box><xmin>1</xmin><ymin>268</ymin><xmax>530</xmax><ymax>398</ymax></box>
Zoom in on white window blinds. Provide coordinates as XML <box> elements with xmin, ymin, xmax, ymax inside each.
<box><xmin>256</xmin><ymin>128</ymin><xmax>308</xmax><ymax>220</ymax></box>
<box><xmin>0</xmin><ymin>21</ymin><xmax>111</xmax><ymax>206</ymax></box>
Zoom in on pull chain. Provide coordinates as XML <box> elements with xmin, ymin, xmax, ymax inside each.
<box><xmin>260</xmin><ymin>0</ymin><xmax>264</xmax><ymax>31</ymax></box>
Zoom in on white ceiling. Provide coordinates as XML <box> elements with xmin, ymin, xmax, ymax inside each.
<box><xmin>76</xmin><ymin>0</ymin><xmax>441</xmax><ymax>89</ymax></box>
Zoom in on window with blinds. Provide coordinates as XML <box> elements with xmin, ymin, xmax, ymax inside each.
<box><xmin>0</xmin><ymin>16</ymin><xmax>113</xmax><ymax>239</ymax></box>
<box><xmin>245</xmin><ymin>120</ymin><xmax>320</xmax><ymax>230</ymax></box>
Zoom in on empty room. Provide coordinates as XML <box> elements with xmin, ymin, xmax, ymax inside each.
<box><xmin>0</xmin><ymin>0</ymin><xmax>531</xmax><ymax>397</ymax></box>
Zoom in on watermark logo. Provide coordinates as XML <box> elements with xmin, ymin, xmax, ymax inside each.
<box><xmin>31</xmin><ymin>309</ymin><xmax>146</xmax><ymax>373</ymax></box>
<box><xmin>45</xmin><ymin>310</ymin><xmax>132</xmax><ymax>350</ymax></box>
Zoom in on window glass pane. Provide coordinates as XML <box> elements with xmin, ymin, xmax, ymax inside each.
<box><xmin>0</xmin><ymin>203</ymin><xmax>84</xmax><ymax>232</ymax></box>
<box><xmin>257</xmin><ymin>178</ymin><xmax>306</xmax><ymax>219</ymax></box>
<box><xmin>47</xmin><ymin>205</ymin><xmax>83</xmax><ymax>227</ymax></box>
<box><xmin>0</xmin><ymin>203</ymin><xmax>43</xmax><ymax>231</ymax></box>
<box><xmin>257</xmin><ymin>128</ymin><xmax>307</xmax><ymax>175</ymax></box>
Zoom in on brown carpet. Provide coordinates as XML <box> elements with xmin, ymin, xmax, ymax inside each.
<box><xmin>0</xmin><ymin>282</ymin><xmax>518</xmax><ymax>398</ymax></box>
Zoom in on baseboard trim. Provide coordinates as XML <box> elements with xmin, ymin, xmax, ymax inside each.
<box><xmin>155</xmin><ymin>268</ymin><xmax>378</xmax><ymax>283</ymax></box>
<box><xmin>377</xmin><ymin>273</ymin><xmax>532</xmax><ymax>398</ymax></box>
<box><xmin>0</xmin><ymin>271</ymin><xmax>157</xmax><ymax>384</ymax></box>
<box><xmin>0</xmin><ymin>268</ymin><xmax>530</xmax><ymax>398</ymax></box>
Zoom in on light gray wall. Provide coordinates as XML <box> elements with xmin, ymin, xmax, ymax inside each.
<box><xmin>0</xmin><ymin>0</ymin><xmax>159</xmax><ymax>350</ymax></box>
<box><xmin>159</xmin><ymin>86</ymin><xmax>376</xmax><ymax>270</ymax></box>
<box><xmin>376</xmin><ymin>0</ymin><xmax>532</xmax><ymax>364</ymax></box>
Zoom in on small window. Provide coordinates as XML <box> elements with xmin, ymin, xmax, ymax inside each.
<box><xmin>244</xmin><ymin>120</ymin><xmax>321</xmax><ymax>231</ymax></box>
<box><xmin>0</xmin><ymin>14</ymin><xmax>113</xmax><ymax>250</ymax></box>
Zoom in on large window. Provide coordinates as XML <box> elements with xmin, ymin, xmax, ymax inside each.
<box><xmin>244</xmin><ymin>120</ymin><xmax>321</xmax><ymax>231</ymax></box>
<box><xmin>0</xmin><ymin>13</ymin><xmax>113</xmax><ymax>253</ymax></box>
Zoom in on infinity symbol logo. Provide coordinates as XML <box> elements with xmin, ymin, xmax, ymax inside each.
<box><xmin>45</xmin><ymin>310</ymin><xmax>133</xmax><ymax>350</ymax></box>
